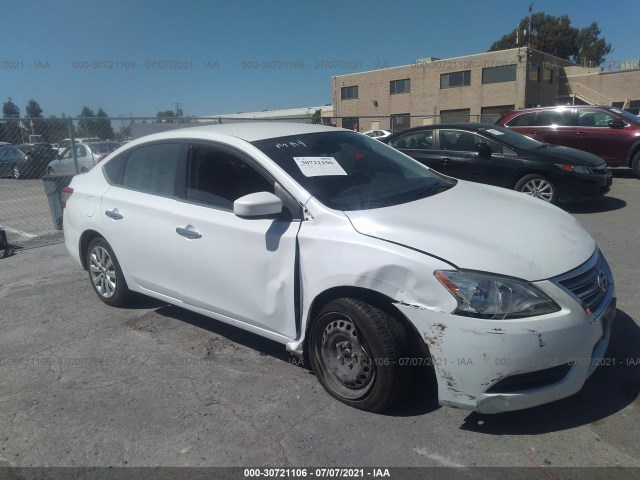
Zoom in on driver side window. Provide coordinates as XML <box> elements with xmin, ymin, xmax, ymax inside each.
<box><xmin>186</xmin><ymin>144</ymin><xmax>274</xmax><ymax>210</ymax></box>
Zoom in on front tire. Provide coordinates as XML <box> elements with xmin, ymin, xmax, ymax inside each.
<box><xmin>86</xmin><ymin>238</ymin><xmax>131</xmax><ymax>307</ymax></box>
<box><xmin>308</xmin><ymin>298</ymin><xmax>412</xmax><ymax>412</ymax></box>
<box><xmin>515</xmin><ymin>174</ymin><xmax>558</xmax><ymax>204</ymax></box>
<box><xmin>13</xmin><ymin>165</ymin><xmax>23</xmax><ymax>180</ymax></box>
<box><xmin>632</xmin><ymin>151</ymin><xmax>640</xmax><ymax>179</ymax></box>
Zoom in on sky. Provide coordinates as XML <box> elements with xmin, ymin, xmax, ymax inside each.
<box><xmin>1</xmin><ymin>0</ymin><xmax>638</xmax><ymax>118</ymax></box>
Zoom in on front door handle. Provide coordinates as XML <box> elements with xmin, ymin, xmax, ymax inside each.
<box><xmin>576</xmin><ymin>132</ymin><xmax>586</xmax><ymax>138</ymax></box>
<box><xmin>442</xmin><ymin>158</ymin><xmax>451</xmax><ymax>164</ymax></box>
<box><xmin>176</xmin><ymin>226</ymin><xmax>202</xmax><ymax>239</ymax></box>
<box><xmin>105</xmin><ymin>209</ymin><xmax>123</xmax><ymax>220</ymax></box>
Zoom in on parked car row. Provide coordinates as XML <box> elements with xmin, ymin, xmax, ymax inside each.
<box><xmin>382</xmin><ymin>123</ymin><xmax>611</xmax><ymax>204</ymax></box>
<box><xmin>63</xmin><ymin>122</ymin><xmax>616</xmax><ymax>415</ymax></box>
<box><xmin>0</xmin><ymin>140</ymin><xmax>121</xmax><ymax>179</ymax></box>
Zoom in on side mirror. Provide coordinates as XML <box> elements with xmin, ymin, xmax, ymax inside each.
<box><xmin>234</xmin><ymin>191</ymin><xmax>283</xmax><ymax>218</ymax></box>
<box><xmin>476</xmin><ymin>143</ymin><xmax>493</xmax><ymax>159</ymax></box>
<box><xmin>608</xmin><ymin>119</ymin><xmax>625</xmax><ymax>128</ymax></box>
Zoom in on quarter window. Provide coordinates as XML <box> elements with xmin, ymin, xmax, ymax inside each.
<box><xmin>186</xmin><ymin>145</ymin><xmax>273</xmax><ymax>210</ymax></box>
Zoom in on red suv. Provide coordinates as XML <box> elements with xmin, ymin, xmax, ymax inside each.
<box><xmin>496</xmin><ymin>105</ymin><xmax>640</xmax><ymax>178</ymax></box>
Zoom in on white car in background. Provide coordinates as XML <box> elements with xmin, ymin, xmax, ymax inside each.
<box><xmin>362</xmin><ymin>129</ymin><xmax>391</xmax><ymax>139</ymax></box>
<box><xmin>56</xmin><ymin>137</ymin><xmax>102</xmax><ymax>156</ymax></box>
<box><xmin>62</xmin><ymin>123</ymin><xmax>616</xmax><ymax>413</ymax></box>
<box><xmin>48</xmin><ymin>141</ymin><xmax>120</xmax><ymax>174</ymax></box>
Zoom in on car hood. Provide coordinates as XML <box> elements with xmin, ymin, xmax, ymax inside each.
<box><xmin>525</xmin><ymin>144</ymin><xmax>605</xmax><ymax>165</ymax></box>
<box><xmin>344</xmin><ymin>181</ymin><xmax>595</xmax><ymax>281</ymax></box>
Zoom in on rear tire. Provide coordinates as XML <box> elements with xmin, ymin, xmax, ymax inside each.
<box><xmin>515</xmin><ymin>174</ymin><xmax>558</xmax><ymax>204</ymax></box>
<box><xmin>308</xmin><ymin>298</ymin><xmax>412</xmax><ymax>412</ymax></box>
<box><xmin>632</xmin><ymin>151</ymin><xmax>640</xmax><ymax>179</ymax></box>
<box><xmin>86</xmin><ymin>238</ymin><xmax>131</xmax><ymax>307</ymax></box>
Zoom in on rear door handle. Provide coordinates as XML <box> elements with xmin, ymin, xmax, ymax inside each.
<box><xmin>176</xmin><ymin>226</ymin><xmax>202</xmax><ymax>239</ymax></box>
<box><xmin>442</xmin><ymin>158</ymin><xmax>451</xmax><ymax>164</ymax></box>
<box><xmin>576</xmin><ymin>132</ymin><xmax>586</xmax><ymax>137</ymax></box>
<box><xmin>531</xmin><ymin>130</ymin><xmax>540</xmax><ymax>135</ymax></box>
<box><xmin>105</xmin><ymin>209</ymin><xmax>123</xmax><ymax>220</ymax></box>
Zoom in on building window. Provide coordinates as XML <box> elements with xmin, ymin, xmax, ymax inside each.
<box><xmin>342</xmin><ymin>117</ymin><xmax>359</xmax><ymax>131</ymax></box>
<box><xmin>390</xmin><ymin>78</ymin><xmax>410</xmax><ymax>94</ymax></box>
<box><xmin>341</xmin><ymin>86</ymin><xmax>358</xmax><ymax>100</ymax></box>
<box><xmin>481</xmin><ymin>105</ymin><xmax>515</xmax><ymax>123</ymax></box>
<box><xmin>440</xmin><ymin>108</ymin><xmax>470</xmax><ymax>123</ymax></box>
<box><xmin>543</xmin><ymin>67</ymin><xmax>553</xmax><ymax>83</ymax></box>
<box><xmin>482</xmin><ymin>64</ymin><xmax>517</xmax><ymax>84</ymax></box>
<box><xmin>391</xmin><ymin>113</ymin><xmax>411</xmax><ymax>132</ymax></box>
<box><xmin>529</xmin><ymin>64</ymin><xmax>540</xmax><ymax>81</ymax></box>
<box><xmin>440</xmin><ymin>70</ymin><xmax>471</xmax><ymax>89</ymax></box>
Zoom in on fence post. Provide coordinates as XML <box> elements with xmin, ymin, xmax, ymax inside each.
<box><xmin>67</xmin><ymin>118</ymin><xmax>80</xmax><ymax>174</ymax></box>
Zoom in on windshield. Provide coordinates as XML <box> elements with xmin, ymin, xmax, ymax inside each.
<box><xmin>252</xmin><ymin>131</ymin><xmax>455</xmax><ymax>210</ymax></box>
<box><xmin>477</xmin><ymin>125</ymin><xmax>546</xmax><ymax>149</ymax></box>
<box><xmin>610</xmin><ymin>107</ymin><xmax>640</xmax><ymax>125</ymax></box>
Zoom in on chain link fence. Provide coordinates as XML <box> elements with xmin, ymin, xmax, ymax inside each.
<box><xmin>0</xmin><ymin>114</ymin><xmax>499</xmax><ymax>251</ymax></box>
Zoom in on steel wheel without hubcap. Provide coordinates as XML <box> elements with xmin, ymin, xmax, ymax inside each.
<box><xmin>89</xmin><ymin>245</ymin><xmax>117</xmax><ymax>298</ymax></box>
<box><xmin>318</xmin><ymin>314</ymin><xmax>375</xmax><ymax>399</ymax></box>
<box><xmin>308</xmin><ymin>298</ymin><xmax>413</xmax><ymax>412</ymax></box>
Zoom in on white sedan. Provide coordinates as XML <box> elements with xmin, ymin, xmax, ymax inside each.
<box><xmin>362</xmin><ymin>129</ymin><xmax>391</xmax><ymax>139</ymax></box>
<box><xmin>48</xmin><ymin>141</ymin><xmax>121</xmax><ymax>174</ymax></box>
<box><xmin>62</xmin><ymin>122</ymin><xmax>616</xmax><ymax>413</ymax></box>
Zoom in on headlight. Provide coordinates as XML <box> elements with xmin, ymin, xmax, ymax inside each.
<box><xmin>434</xmin><ymin>271</ymin><xmax>560</xmax><ymax>320</ymax></box>
<box><xmin>555</xmin><ymin>164</ymin><xmax>592</xmax><ymax>174</ymax></box>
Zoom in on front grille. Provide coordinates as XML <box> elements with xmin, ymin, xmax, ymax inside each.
<box><xmin>553</xmin><ymin>250</ymin><xmax>613</xmax><ymax>315</ymax></box>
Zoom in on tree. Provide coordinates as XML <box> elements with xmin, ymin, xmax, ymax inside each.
<box><xmin>575</xmin><ymin>22</ymin><xmax>613</xmax><ymax>67</ymax></box>
<box><xmin>311</xmin><ymin>109</ymin><xmax>322</xmax><ymax>124</ymax></box>
<box><xmin>156</xmin><ymin>110</ymin><xmax>177</xmax><ymax>123</ymax></box>
<box><xmin>3</xmin><ymin>98</ymin><xmax>20</xmax><ymax>118</ymax></box>
<box><xmin>95</xmin><ymin>108</ymin><xmax>115</xmax><ymax>139</ymax></box>
<box><xmin>77</xmin><ymin>106</ymin><xmax>97</xmax><ymax>138</ymax></box>
<box><xmin>26</xmin><ymin>99</ymin><xmax>43</xmax><ymax>118</ymax></box>
<box><xmin>488</xmin><ymin>13</ymin><xmax>612</xmax><ymax>66</ymax></box>
<box><xmin>1</xmin><ymin>98</ymin><xmax>21</xmax><ymax>144</ymax></box>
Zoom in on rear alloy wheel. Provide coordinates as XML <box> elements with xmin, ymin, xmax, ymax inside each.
<box><xmin>632</xmin><ymin>151</ymin><xmax>640</xmax><ymax>179</ymax></box>
<box><xmin>86</xmin><ymin>238</ymin><xmax>131</xmax><ymax>307</ymax></box>
<box><xmin>515</xmin><ymin>174</ymin><xmax>557</xmax><ymax>204</ymax></box>
<box><xmin>308</xmin><ymin>298</ymin><xmax>412</xmax><ymax>412</ymax></box>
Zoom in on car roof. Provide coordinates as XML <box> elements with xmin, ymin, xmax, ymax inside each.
<box><xmin>388</xmin><ymin>123</ymin><xmax>502</xmax><ymax>135</ymax></box>
<box><xmin>131</xmin><ymin>122</ymin><xmax>346</xmax><ymax>144</ymax></box>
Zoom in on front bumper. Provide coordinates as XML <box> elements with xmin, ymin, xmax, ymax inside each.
<box><xmin>553</xmin><ymin>170</ymin><xmax>612</xmax><ymax>202</ymax></box>
<box><xmin>397</xmin><ymin>255</ymin><xmax>616</xmax><ymax>414</ymax></box>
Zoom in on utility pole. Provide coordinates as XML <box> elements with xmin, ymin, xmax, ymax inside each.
<box><xmin>528</xmin><ymin>3</ymin><xmax>533</xmax><ymax>49</ymax></box>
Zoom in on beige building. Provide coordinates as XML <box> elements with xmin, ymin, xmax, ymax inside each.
<box><xmin>332</xmin><ymin>48</ymin><xmax>640</xmax><ymax>131</ymax></box>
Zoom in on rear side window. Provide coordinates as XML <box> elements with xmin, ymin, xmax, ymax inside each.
<box><xmin>389</xmin><ymin>130</ymin><xmax>434</xmax><ymax>149</ymax></box>
<box><xmin>186</xmin><ymin>144</ymin><xmax>273</xmax><ymax>210</ymax></box>
<box><xmin>104</xmin><ymin>143</ymin><xmax>181</xmax><ymax>196</ymax></box>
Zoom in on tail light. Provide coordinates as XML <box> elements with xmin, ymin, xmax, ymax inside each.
<box><xmin>97</xmin><ymin>154</ymin><xmax>106</xmax><ymax>162</ymax></box>
<box><xmin>61</xmin><ymin>187</ymin><xmax>74</xmax><ymax>208</ymax></box>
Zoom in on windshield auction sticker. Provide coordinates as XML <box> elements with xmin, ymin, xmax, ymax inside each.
<box><xmin>293</xmin><ymin>157</ymin><xmax>347</xmax><ymax>177</ymax></box>
<box><xmin>484</xmin><ymin>129</ymin><xmax>504</xmax><ymax>135</ymax></box>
